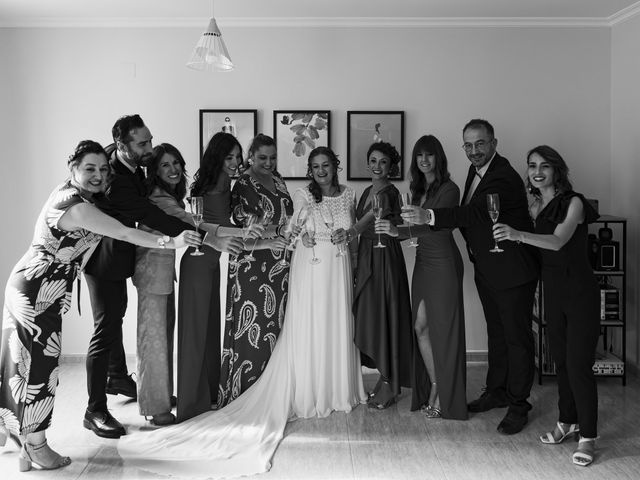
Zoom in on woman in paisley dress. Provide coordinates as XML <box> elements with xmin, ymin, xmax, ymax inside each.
<box><xmin>116</xmin><ymin>147</ymin><xmax>364</xmax><ymax>479</ymax></box>
<box><xmin>216</xmin><ymin>134</ymin><xmax>291</xmax><ymax>408</ymax></box>
<box><xmin>0</xmin><ymin>141</ymin><xmax>200</xmax><ymax>472</ymax></box>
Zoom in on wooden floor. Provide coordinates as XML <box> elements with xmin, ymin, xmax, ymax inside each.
<box><xmin>1</xmin><ymin>363</ymin><xmax>638</xmax><ymax>480</ymax></box>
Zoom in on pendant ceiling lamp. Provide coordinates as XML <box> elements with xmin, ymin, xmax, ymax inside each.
<box><xmin>187</xmin><ymin>0</ymin><xmax>234</xmax><ymax>72</ymax></box>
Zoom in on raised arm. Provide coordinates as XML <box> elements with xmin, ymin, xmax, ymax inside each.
<box><xmin>58</xmin><ymin>202</ymin><xmax>200</xmax><ymax>249</ymax></box>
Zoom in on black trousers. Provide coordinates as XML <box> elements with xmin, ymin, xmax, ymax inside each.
<box><xmin>545</xmin><ymin>276</ymin><xmax>600</xmax><ymax>438</ymax></box>
<box><xmin>84</xmin><ymin>274</ymin><xmax>130</xmax><ymax>413</ymax></box>
<box><xmin>475</xmin><ymin>274</ymin><xmax>537</xmax><ymax>415</ymax></box>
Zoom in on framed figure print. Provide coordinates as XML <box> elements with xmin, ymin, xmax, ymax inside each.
<box><xmin>199</xmin><ymin>109</ymin><xmax>258</xmax><ymax>160</ymax></box>
<box><xmin>347</xmin><ymin>111</ymin><xmax>404</xmax><ymax>180</ymax></box>
<box><xmin>273</xmin><ymin>110</ymin><xmax>331</xmax><ymax>180</ymax></box>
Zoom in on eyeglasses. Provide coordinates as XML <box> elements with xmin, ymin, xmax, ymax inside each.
<box><xmin>462</xmin><ymin>139</ymin><xmax>493</xmax><ymax>153</ymax></box>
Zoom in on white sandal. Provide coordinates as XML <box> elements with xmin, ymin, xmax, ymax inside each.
<box><xmin>572</xmin><ymin>437</ymin><xmax>596</xmax><ymax>467</ymax></box>
<box><xmin>540</xmin><ymin>421</ymin><xmax>580</xmax><ymax>444</ymax></box>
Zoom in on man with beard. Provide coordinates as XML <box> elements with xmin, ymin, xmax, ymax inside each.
<box><xmin>82</xmin><ymin>115</ymin><xmax>242</xmax><ymax>438</ymax></box>
<box><xmin>401</xmin><ymin>119</ymin><xmax>539</xmax><ymax>435</ymax></box>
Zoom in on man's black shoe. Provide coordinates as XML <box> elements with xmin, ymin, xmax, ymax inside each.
<box><xmin>467</xmin><ymin>391</ymin><xmax>508</xmax><ymax>413</ymax></box>
<box><xmin>106</xmin><ymin>374</ymin><xmax>137</xmax><ymax>399</ymax></box>
<box><xmin>497</xmin><ymin>410</ymin><xmax>528</xmax><ymax>435</ymax></box>
<box><xmin>83</xmin><ymin>410</ymin><xmax>126</xmax><ymax>438</ymax></box>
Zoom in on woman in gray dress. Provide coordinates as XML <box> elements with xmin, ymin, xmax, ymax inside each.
<box><xmin>376</xmin><ymin>135</ymin><xmax>467</xmax><ymax>419</ymax></box>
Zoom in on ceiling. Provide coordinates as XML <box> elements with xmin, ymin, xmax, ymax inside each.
<box><xmin>1</xmin><ymin>0</ymin><xmax>639</xmax><ymax>27</ymax></box>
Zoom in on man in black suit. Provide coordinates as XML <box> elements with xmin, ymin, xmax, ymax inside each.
<box><xmin>403</xmin><ymin>119</ymin><xmax>539</xmax><ymax>434</ymax></box>
<box><xmin>82</xmin><ymin>114</ymin><xmax>240</xmax><ymax>438</ymax></box>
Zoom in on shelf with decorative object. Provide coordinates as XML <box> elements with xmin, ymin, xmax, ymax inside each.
<box><xmin>533</xmin><ymin>215</ymin><xmax>627</xmax><ymax>386</ymax></box>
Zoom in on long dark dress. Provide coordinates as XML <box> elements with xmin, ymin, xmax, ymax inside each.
<box><xmin>353</xmin><ymin>184</ymin><xmax>413</xmax><ymax>395</ymax></box>
<box><xmin>216</xmin><ymin>173</ymin><xmax>293</xmax><ymax>408</ymax></box>
<box><xmin>177</xmin><ymin>179</ymin><xmax>232</xmax><ymax>421</ymax></box>
<box><xmin>407</xmin><ymin>180</ymin><xmax>468</xmax><ymax>419</ymax></box>
<box><xmin>0</xmin><ymin>182</ymin><xmax>102</xmax><ymax>435</ymax></box>
<box><xmin>536</xmin><ymin>191</ymin><xmax>600</xmax><ymax>438</ymax></box>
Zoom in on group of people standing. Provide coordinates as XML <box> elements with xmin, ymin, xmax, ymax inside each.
<box><xmin>0</xmin><ymin>114</ymin><xmax>601</xmax><ymax>476</ymax></box>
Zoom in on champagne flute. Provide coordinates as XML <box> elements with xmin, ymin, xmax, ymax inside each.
<box><xmin>305</xmin><ymin>214</ymin><xmax>321</xmax><ymax>265</ymax></box>
<box><xmin>243</xmin><ymin>213</ymin><xmax>259</xmax><ymax>261</ymax></box>
<box><xmin>320</xmin><ymin>204</ymin><xmax>346</xmax><ymax>257</ymax></box>
<box><xmin>487</xmin><ymin>193</ymin><xmax>504</xmax><ymax>253</ymax></box>
<box><xmin>190</xmin><ymin>196</ymin><xmax>205</xmax><ymax>256</ymax></box>
<box><xmin>401</xmin><ymin>192</ymin><xmax>418</xmax><ymax>248</ymax></box>
<box><xmin>246</xmin><ymin>208</ymin><xmax>274</xmax><ymax>261</ymax></box>
<box><xmin>288</xmin><ymin>205</ymin><xmax>309</xmax><ymax>251</ymax></box>
<box><xmin>372</xmin><ymin>194</ymin><xmax>386</xmax><ymax>249</ymax></box>
<box><xmin>277</xmin><ymin>215</ymin><xmax>294</xmax><ymax>266</ymax></box>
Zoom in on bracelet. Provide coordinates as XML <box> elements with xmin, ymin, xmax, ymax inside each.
<box><xmin>157</xmin><ymin>235</ymin><xmax>170</xmax><ymax>249</ymax></box>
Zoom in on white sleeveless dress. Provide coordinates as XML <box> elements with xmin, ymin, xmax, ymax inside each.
<box><xmin>117</xmin><ymin>185</ymin><xmax>366</xmax><ymax>479</ymax></box>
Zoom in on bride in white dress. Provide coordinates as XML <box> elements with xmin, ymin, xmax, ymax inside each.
<box><xmin>117</xmin><ymin>147</ymin><xmax>366</xmax><ymax>479</ymax></box>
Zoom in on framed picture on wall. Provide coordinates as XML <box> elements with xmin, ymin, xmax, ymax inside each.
<box><xmin>273</xmin><ymin>110</ymin><xmax>331</xmax><ymax>180</ymax></box>
<box><xmin>347</xmin><ymin>111</ymin><xmax>404</xmax><ymax>180</ymax></box>
<box><xmin>199</xmin><ymin>109</ymin><xmax>258</xmax><ymax>160</ymax></box>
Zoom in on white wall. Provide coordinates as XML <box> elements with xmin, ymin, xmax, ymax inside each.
<box><xmin>612</xmin><ymin>15</ymin><xmax>640</xmax><ymax>368</ymax></box>
<box><xmin>0</xmin><ymin>24</ymin><xmax>613</xmax><ymax>358</ymax></box>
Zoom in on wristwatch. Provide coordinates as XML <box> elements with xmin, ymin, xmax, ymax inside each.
<box><xmin>157</xmin><ymin>235</ymin><xmax>170</xmax><ymax>249</ymax></box>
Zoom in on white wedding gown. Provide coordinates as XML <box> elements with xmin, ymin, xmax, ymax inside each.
<box><xmin>117</xmin><ymin>186</ymin><xmax>366</xmax><ymax>479</ymax></box>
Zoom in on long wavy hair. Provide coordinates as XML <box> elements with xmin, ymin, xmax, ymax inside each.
<box><xmin>146</xmin><ymin>143</ymin><xmax>187</xmax><ymax>201</ymax></box>
<box><xmin>409</xmin><ymin>135</ymin><xmax>451</xmax><ymax>204</ymax></box>
<box><xmin>306</xmin><ymin>146</ymin><xmax>341</xmax><ymax>203</ymax></box>
<box><xmin>191</xmin><ymin>132</ymin><xmax>242</xmax><ymax>197</ymax></box>
<box><xmin>525</xmin><ymin>145</ymin><xmax>573</xmax><ymax>198</ymax></box>
<box><xmin>366</xmin><ymin>141</ymin><xmax>401</xmax><ymax>178</ymax></box>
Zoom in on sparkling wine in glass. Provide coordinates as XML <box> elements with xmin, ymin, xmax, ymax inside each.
<box><xmin>487</xmin><ymin>193</ymin><xmax>504</xmax><ymax>253</ymax></box>
<box><xmin>321</xmin><ymin>204</ymin><xmax>346</xmax><ymax>257</ymax></box>
<box><xmin>401</xmin><ymin>192</ymin><xmax>418</xmax><ymax>248</ymax></box>
<box><xmin>246</xmin><ymin>207</ymin><xmax>273</xmax><ymax>260</ymax></box>
<box><xmin>243</xmin><ymin>213</ymin><xmax>259</xmax><ymax>261</ymax></box>
<box><xmin>305</xmin><ymin>214</ymin><xmax>321</xmax><ymax>265</ymax></box>
<box><xmin>372</xmin><ymin>194</ymin><xmax>386</xmax><ymax>249</ymax></box>
<box><xmin>288</xmin><ymin>206</ymin><xmax>309</xmax><ymax>251</ymax></box>
<box><xmin>190</xmin><ymin>196</ymin><xmax>205</xmax><ymax>256</ymax></box>
<box><xmin>277</xmin><ymin>215</ymin><xmax>294</xmax><ymax>266</ymax></box>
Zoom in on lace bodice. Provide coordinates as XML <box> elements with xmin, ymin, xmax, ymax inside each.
<box><xmin>292</xmin><ymin>186</ymin><xmax>355</xmax><ymax>242</ymax></box>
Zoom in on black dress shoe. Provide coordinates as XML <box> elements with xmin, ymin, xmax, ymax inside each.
<box><xmin>497</xmin><ymin>411</ymin><xmax>528</xmax><ymax>435</ymax></box>
<box><xmin>170</xmin><ymin>395</ymin><xmax>177</xmax><ymax>408</ymax></box>
<box><xmin>106</xmin><ymin>374</ymin><xmax>137</xmax><ymax>399</ymax></box>
<box><xmin>83</xmin><ymin>410</ymin><xmax>126</xmax><ymax>438</ymax></box>
<box><xmin>467</xmin><ymin>391</ymin><xmax>508</xmax><ymax>413</ymax></box>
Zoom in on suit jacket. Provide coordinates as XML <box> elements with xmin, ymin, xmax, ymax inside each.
<box><xmin>433</xmin><ymin>153</ymin><xmax>539</xmax><ymax>290</ymax></box>
<box><xmin>132</xmin><ymin>187</ymin><xmax>193</xmax><ymax>295</ymax></box>
<box><xmin>84</xmin><ymin>153</ymin><xmax>192</xmax><ymax>280</ymax></box>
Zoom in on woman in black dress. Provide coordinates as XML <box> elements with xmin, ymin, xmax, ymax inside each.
<box><xmin>493</xmin><ymin>145</ymin><xmax>599</xmax><ymax>466</ymax></box>
<box><xmin>351</xmin><ymin>142</ymin><xmax>413</xmax><ymax>409</ymax></box>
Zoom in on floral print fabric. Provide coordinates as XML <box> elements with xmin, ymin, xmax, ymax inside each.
<box><xmin>0</xmin><ymin>181</ymin><xmax>101</xmax><ymax>434</ymax></box>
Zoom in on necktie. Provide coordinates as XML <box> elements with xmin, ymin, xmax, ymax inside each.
<box><xmin>464</xmin><ymin>170</ymin><xmax>482</xmax><ymax>204</ymax></box>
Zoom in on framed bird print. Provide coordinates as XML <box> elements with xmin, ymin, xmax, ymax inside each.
<box><xmin>347</xmin><ymin>111</ymin><xmax>404</xmax><ymax>180</ymax></box>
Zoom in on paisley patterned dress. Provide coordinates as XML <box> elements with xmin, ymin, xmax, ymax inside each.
<box><xmin>0</xmin><ymin>181</ymin><xmax>102</xmax><ymax>435</ymax></box>
<box><xmin>216</xmin><ymin>173</ymin><xmax>293</xmax><ymax>408</ymax></box>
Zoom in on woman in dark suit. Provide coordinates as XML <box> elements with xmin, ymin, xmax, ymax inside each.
<box><xmin>493</xmin><ymin>145</ymin><xmax>600</xmax><ymax>466</ymax></box>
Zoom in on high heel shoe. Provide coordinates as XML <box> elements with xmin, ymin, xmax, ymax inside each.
<box><xmin>572</xmin><ymin>437</ymin><xmax>596</xmax><ymax>467</ymax></box>
<box><xmin>421</xmin><ymin>404</ymin><xmax>442</xmax><ymax>418</ymax></box>
<box><xmin>18</xmin><ymin>440</ymin><xmax>71</xmax><ymax>472</ymax></box>
<box><xmin>540</xmin><ymin>422</ymin><xmax>580</xmax><ymax>444</ymax></box>
<box><xmin>0</xmin><ymin>425</ymin><xmax>21</xmax><ymax>449</ymax></box>
<box><xmin>148</xmin><ymin>412</ymin><xmax>176</xmax><ymax>426</ymax></box>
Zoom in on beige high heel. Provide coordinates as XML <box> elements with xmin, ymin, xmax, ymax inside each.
<box><xmin>18</xmin><ymin>440</ymin><xmax>71</xmax><ymax>472</ymax></box>
<box><xmin>0</xmin><ymin>425</ymin><xmax>21</xmax><ymax>449</ymax></box>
